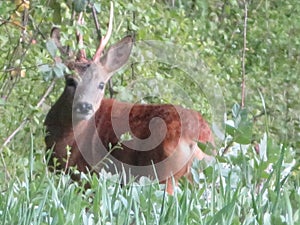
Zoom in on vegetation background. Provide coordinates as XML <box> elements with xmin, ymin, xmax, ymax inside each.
<box><xmin>0</xmin><ymin>0</ymin><xmax>299</xmax><ymax>224</ymax></box>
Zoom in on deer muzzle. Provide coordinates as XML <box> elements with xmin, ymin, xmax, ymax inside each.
<box><xmin>74</xmin><ymin>102</ymin><xmax>94</xmax><ymax>120</ymax></box>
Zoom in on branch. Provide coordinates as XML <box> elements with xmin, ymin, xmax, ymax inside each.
<box><xmin>91</xmin><ymin>4</ymin><xmax>102</xmax><ymax>40</ymax></box>
<box><xmin>0</xmin><ymin>18</ymin><xmax>25</xmax><ymax>29</ymax></box>
<box><xmin>241</xmin><ymin>1</ymin><xmax>248</xmax><ymax>108</ymax></box>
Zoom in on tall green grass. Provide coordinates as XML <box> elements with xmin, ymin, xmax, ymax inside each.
<box><xmin>0</xmin><ymin>131</ymin><xmax>299</xmax><ymax>224</ymax></box>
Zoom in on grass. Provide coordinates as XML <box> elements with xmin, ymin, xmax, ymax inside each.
<box><xmin>0</xmin><ymin>130</ymin><xmax>299</xmax><ymax>224</ymax></box>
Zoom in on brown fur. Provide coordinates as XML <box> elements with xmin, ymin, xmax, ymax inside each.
<box><xmin>45</xmin><ymin>98</ymin><xmax>214</xmax><ymax>194</ymax></box>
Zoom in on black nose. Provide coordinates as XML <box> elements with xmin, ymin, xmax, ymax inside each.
<box><xmin>75</xmin><ymin>102</ymin><xmax>93</xmax><ymax>114</ymax></box>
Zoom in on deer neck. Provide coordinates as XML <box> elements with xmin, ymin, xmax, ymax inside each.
<box><xmin>44</xmin><ymin>88</ymin><xmax>76</xmax><ymax>150</ymax></box>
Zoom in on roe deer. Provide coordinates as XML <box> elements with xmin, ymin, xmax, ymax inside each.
<box><xmin>44</xmin><ymin>6</ymin><xmax>215</xmax><ymax>194</ymax></box>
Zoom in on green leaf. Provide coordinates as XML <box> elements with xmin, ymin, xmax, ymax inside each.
<box><xmin>93</xmin><ymin>3</ymin><xmax>101</xmax><ymax>13</ymax></box>
<box><xmin>73</xmin><ymin>0</ymin><xmax>87</xmax><ymax>13</ymax></box>
<box><xmin>53</xmin><ymin>62</ymin><xmax>67</xmax><ymax>78</ymax></box>
<box><xmin>46</xmin><ymin>39</ymin><xmax>58</xmax><ymax>58</ymax></box>
<box><xmin>234</xmin><ymin>122</ymin><xmax>252</xmax><ymax>144</ymax></box>
<box><xmin>232</xmin><ymin>103</ymin><xmax>240</xmax><ymax>119</ymax></box>
<box><xmin>235</xmin><ymin>108</ymin><xmax>253</xmax><ymax>144</ymax></box>
<box><xmin>197</xmin><ymin>141</ymin><xmax>215</xmax><ymax>156</ymax></box>
<box><xmin>228</xmin><ymin>105</ymin><xmax>253</xmax><ymax>144</ymax></box>
<box><xmin>39</xmin><ymin>64</ymin><xmax>53</xmax><ymax>81</ymax></box>
<box><xmin>225</xmin><ymin>122</ymin><xmax>236</xmax><ymax>136</ymax></box>
<box><xmin>38</xmin><ymin>64</ymin><xmax>51</xmax><ymax>73</ymax></box>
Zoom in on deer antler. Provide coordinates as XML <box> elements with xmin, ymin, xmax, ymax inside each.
<box><xmin>93</xmin><ymin>1</ymin><xmax>114</xmax><ymax>62</ymax></box>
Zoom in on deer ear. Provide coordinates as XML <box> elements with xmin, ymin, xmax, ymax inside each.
<box><xmin>100</xmin><ymin>35</ymin><xmax>133</xmax><ymax>73</ymax></box>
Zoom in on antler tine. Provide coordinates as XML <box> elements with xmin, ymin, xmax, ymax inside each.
<box><xmin>93</xmin><ymin>1</ymin><xmax>114</xmax><ymax>62</ymax></box>
<box><xmin>77</xmin><ymin>12</ymin><xmax>87</xmax><ymax>60</ymax></box>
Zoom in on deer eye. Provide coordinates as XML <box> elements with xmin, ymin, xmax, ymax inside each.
<box><xmin>66</xmin><ymin>77</ymin><xmax>77</xmax><ymax>87</ymax></box>
<box><xmin>98</xmin><ymin>82</ymin><xmax>105</xmax><ymax>90</ymax></box>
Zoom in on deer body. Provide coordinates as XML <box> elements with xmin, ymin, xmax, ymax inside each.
<box><xmin>46</xmin><ymin>98</ymin><xmax>213</xmax><ymax>193</ymax></box>
<box><xmin>45</xmin><ymin>25</ymin><xmax>214</xmax><ymax>194</ymax></box>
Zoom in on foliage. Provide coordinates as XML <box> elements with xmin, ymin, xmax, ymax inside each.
<box><xmin>0</xmin><ymin>0</ymin><xmax>299</xmax><ymax>224</ymax></box>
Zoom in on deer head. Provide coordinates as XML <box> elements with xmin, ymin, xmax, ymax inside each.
<box><xmin>50</xmin><ymin>5</ymin><xmax>133</xmax><ymax>123</ymax></box>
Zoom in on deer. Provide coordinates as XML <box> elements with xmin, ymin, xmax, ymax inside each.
<box><xmin>44</xmin><ymin>4</ymin><xmax>215</xmax><ymax>194</ymax></box>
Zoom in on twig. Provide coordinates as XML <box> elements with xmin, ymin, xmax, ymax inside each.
<box><xmin>0</xmin><ymin>18</ymin><xmax>26</xmax><ymax>29</ymax></box>
<box><xmin>37</xmin><ymin>79</ymin><xmax>56</xmax><ymax>108</ymax></box>
<box><xmin>0</xmin><ymin>79</ymin><xmax>56</xmax><ymax>152</ymax></box>
<box><xmin>91</xmin><ymin>4</ymin><xmax>102</xmax><ymax>40</ymax></box>
<box><xmin>241</xmin><ymin>1</ymin><xmax>248</xmax><ymax>108</ymax></box>
<box><xmin>221</xmin><ymin>139</ymin><xmax>234</xmax><ymax>156</ymax></box>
